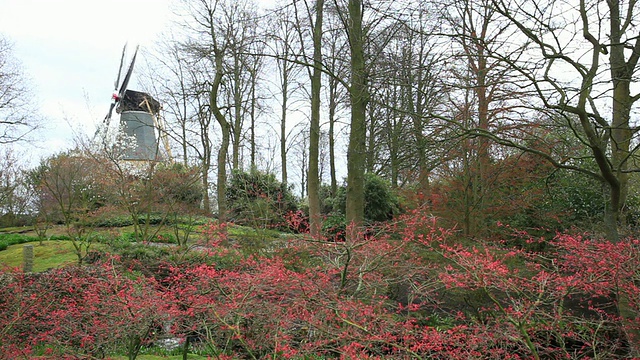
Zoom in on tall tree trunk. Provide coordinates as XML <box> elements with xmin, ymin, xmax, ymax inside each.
<box><xmin>607</xmin><ymin>0</ymin><xmax>640</xmax><ymax>350</ymax></box>
<box><xmin>202</xmin><ymin>166</ymin><xmax>210</xmax><ymax>212</ymax></box>
<box><xmin>232</xmin><ymin>58</ymin><xmax>243</xmax><ymax>171</ymax></box>
<box><xmin>300</xmin><ymin>133</ymin><xmax>308</xmax><ymax>199</ymax></box>
<box><xmin>402</xmin><ymin>44</ymin><xmax>431</xmax><ymax>194</ymax></box>
<box><xmin>201</xmin><ymin>126</ymin><xmax>211</xmax><ymax>213</ymax></box>
<box><xmin>308</xmin><ymin>0</ymin><xmax>324</xmax><ymax>238</ymax></box>
<box><xmin>180</xmin><ymin>72</ymin><xmax>189</xmax><ymax>166</ymax></box>
<box><xmin>281</xmin><ymin>64</ymin><xmax>289</xmax><ymax>185</ymax></box>
<box><xmin>608</xmin><ymin>0</ymin><xmax>638</xmax><ymax>234</ymax></box>
<box><xmin>211</xmin><ymin>50</ymin><xmax>230</xmax><ymax>228</ymax></box>
<box><xmin>217</xmin><ymin>120</ymin><xmax>230</xmax><ymax>225</ymax></box>
<box><xmin>346</xmin><ymin>0</ymin><xmax>368</xmax><ymax>232</ymax></box>
<box><xmin>455</xmin><ymin>0</ymin><xmax>493</xmax><ymax>236</ymax></box>
<box><xmin>328</xmin><ymin>75</ymin><xmax>338</xmax><ymax>197</ymax></box>
<box><xmin>366</xmin><ymin>104</ymin><xmax>376</xmax><ymax>173</ymax></box>
<box><xmin>182</xmin><ymin>126</ymin><xmax>188</xmax><ymax>165</ymax></box>
<box><xmin>468</xmin><ymin>6</ymin><xmax>491</xmax><ymax>235</ymax></box>
<box><xmin>250</xmin><ymin>66</ymin><xmax>257</xmax><ymax>171</ymax></box>
<box><xmin>198</xmin><ymin>107</ymin><xmax>212</xmax><ymax>213</ymax></box>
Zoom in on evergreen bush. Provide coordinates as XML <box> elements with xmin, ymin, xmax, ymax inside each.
<box><xmin>331</xmin><ymin>173</ymin><xmax>400</xmax><ymax>223</ymax></box>
<box><xmin>226</xmin><ymin>169</ymin><xmax>298</xmax><ymax>229</ymax></box>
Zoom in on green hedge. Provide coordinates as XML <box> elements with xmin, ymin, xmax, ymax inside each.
<box><xmin>0</xmin><ymin>234</ymin><xmax>71</xmax><ymax>251</ymax></box>
<box><xmin>91</xmin><ymin>214</ymin><xmax>213</xmax><ymax>228</ymax></box>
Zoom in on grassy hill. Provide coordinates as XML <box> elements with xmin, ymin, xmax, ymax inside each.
<box><xmin>0</xmin><ymin>240</ymin><xmax>81</xmax><ymax>272</ymax></box>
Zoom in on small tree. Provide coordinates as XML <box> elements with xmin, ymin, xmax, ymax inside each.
<box><xmin>151</xmin><ymin>163</ymin><xmax>204</xmax><ymax>247</ymax></box>
<box><xmin>32</xmin><ymin>151</ymin><xmax>104</xmax><ymax>263</ymax></box>
<box><xmin>25</xmin><ymin>168</ymin><xmax>53</xmax><ymax>244</ymax></box>
<box><xmin>0</xmin><ymin>149</ymin><xmax>30</xmax><ymax>227</ymax></box>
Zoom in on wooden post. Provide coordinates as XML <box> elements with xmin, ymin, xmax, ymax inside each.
<box><xmin>23</xmin><ymin>244</ymin><xmax>34</xmax><ymax>272</ymax></box>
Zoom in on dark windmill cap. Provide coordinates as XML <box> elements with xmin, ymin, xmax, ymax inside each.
<box><xmin>118</xmin><ymin>89</ymin><xmax>161</xmax><ymax>114</ymax></box>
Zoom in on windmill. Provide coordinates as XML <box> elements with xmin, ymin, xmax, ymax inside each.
<box><xmin>101</xmin><ymin>44</ymin><xmax>172</xmax><ymax>162</ymax></box>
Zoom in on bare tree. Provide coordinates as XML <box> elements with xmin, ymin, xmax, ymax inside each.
<box><xmin>290</xmin><ymin>0</ymin><xmax>326</xmax><ymax>237</ymax></box>
<box><xmin>216</xmin><ymin>0</ymin><xmax>261</xmax><ymax>171</ymax></box>
<box><xmin>143</xmin><ymin>39</ymin><xmax>217</xmax><ymax>212</ymax></box>
<box><xmin>246</xmin><ymin>42</ymin><xmax>267</xmax><ymax>171</ymax></box>
<box><xmin>178</xmin><ymin>0</ymin><xmax>239</xmax><ymax>225</ymax></box>
<box><xmin>34</xmin><ymin>151</ymin><xmax>102</xmax><ymax>264</ymax></box>
<box><xmin>290</xmin><ymin>125</ymin><xmax>310</xmax><ymax>199</ymax></box>
<box><xmin>323</xmin><ymin>27</ymin><xmax>349</xmax><ymax>196</ymax></box>
<box><xmin>309</xmin><ymin>0</ymin><xmax>325</xmax><ymax>237</ymax></box>
<box><xmin>0</xmin><ymin>36</ymin><xmax>40</xmax><ymax>144</ymax></box>
<box><xmin>437</xmin><ymin>0</ymin><xmax>527</xmax><ymax>235</ymax></box>
<box><xmin>486</xmin><ymin>0</ymin><xmax>640</xmax><ymax>241</ymax></box>
<box><xmin>266</xmin><ymin>2</ymin><xmax>306</xmax><ymax>185</ymax></box>
<box><xmin>0</xmin><ymin>148</ymin><xmax>29</xmax><ymax>226</ymax></box>
<box><xmin>143</xmin><ymin>39</ymin><xmax>192</xmax><ymax>166</ymax></box>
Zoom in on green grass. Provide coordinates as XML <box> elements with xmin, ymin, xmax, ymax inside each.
<box><xmin>0</xmin><ymin>222</ymin><xmax>293</xmax><ymax>273</ymax></box>
<box><xmin>0</xmin><ymin>240</ymin><xmax>104</xmax><ymax>272</ymax></box>
<box><xmin>0</xmin><ymin>226</ymin><xmax>35</xmax><ymax>233</ymax></box>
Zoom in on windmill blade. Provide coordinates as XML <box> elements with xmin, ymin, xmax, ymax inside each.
<box><xmin>104</xmin><ymin>102</ymin><xmax>116</xmax><ymax>122</ymax></box>
<box><xmin>118</xmin><ymin>45</ymin><xmax>139</xmax><ymax>98</ymax></box>
<box><xmin>103</xmin><ymin>44</ymin><xmax>129</xmax><ymax>124</ymax></box>
<box><xmin>113</xmin><ymin>43</ymin><xmax>128</xmax><ymax>91</ymax></box>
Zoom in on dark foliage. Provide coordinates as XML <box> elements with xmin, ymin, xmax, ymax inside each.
<box><xmin>226</xmin><ymin>169</ymin><xmax>298</xmax><ymax>229</ymax></box>
<box><xmin>331</xmin><ymin>173</ymin><xmax>400</xmax><ymax>223</ymax></box>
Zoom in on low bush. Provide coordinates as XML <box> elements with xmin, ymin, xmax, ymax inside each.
<box><xmin>0</xmin><ymin>233</ymin><xmax>71</xmax><ymax>251</ymax></box>
<box><xmin>322</xmin><ymin>213</ymin><xmax>346</xmax><ymax>241</ymax></box>
<box><xmin>330</xmin><ymin>173</ymin><xmax>400</xmax><ymax>223</ymax></box>
<box><xmin>154</xmin><ymin>232</ymin><xmax>176</xmax><ymax>244</ymax></box>
<box><xmin>91</xmin><ymin>214</ymin><xmax>134</xmax><ymax>228</ymax></box>
<box><xmin>226</xmin><ymin>169</ymin><xmax>298</xmax><ymax>230</ymax></box>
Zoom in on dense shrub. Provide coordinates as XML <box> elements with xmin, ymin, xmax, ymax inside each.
<box><xmin>284</xmin><ymin>210</ymin><xmax>309</xmax><ymax>234</ymax></box>
<box><xmin>319</xmin><ymin>184</ymin><xmax>337</xmax><ymax>214</ymax></box>
<box><xmin>331</xmin><ymin>173</ymin><xmax>400</xmax><ymax>223</ymax></box>
<box><xmin>427</xmin><ymin>152</ymin><xmax>564</xmax><ymax>239</ymax></box>
<box><xmin>0</xmin><ymin>213</ymin><xmax>32</xmax><ymax>227</ymax></box>
<box><xmin>498</xmin><ymin>168</ymin><xmax>606</xmax><ymax>235</ymax></box>
<box><xmin>0</xmin><ymin>260</ymin><xmax>168</xmax><ymax>359</ymax></box>
<box><xmin>541</xmin><ymin>170</ymin><xmax>640</xmax><ymax>233</ymax></box>
<box><xmin>226</xmin><ymin>169</ymin><xmax>298</xmax><ymax>229</ymax></box>
<box><xmin>322</xmin><ymin>213</ymin><xmax>346</xmax><ymax>241</ymax></box>
<box><xmin>87</xmin><ymin>206</ymin><xmax>134</xmax><ymax>227</ymax></box>
<box><xmin>151</xmin><ymin>163</ymin><xmax>204</xmax><ymax>209</ymax></box>
<box><xmin>0</xmin><ymin>234</ymin><xmax>37</xmax><ymax>250</ymax></box>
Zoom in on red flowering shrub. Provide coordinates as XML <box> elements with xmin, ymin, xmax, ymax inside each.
<box><xmin>433</xmin><ymin>234</ymin><xmax>637</xmax><ymax>359</ymax></box>
<box><xmin>201</xmin><ymin>220</ymin><xmax>229</xmax><ymax>247</ymax></box>
<box><xmin>1</xmin><ymin>209</ymin><xmax>638</xmax><ymax>358</ymax></box>
<box><xmin>285</xmin><ymin>210</ymin><xmax>309</xmax><ymax>234</ymax></box>
<box><xmin>0</xmin><ymin>259</ymin><xmax>168</xmax><ymax>359</ymax></box>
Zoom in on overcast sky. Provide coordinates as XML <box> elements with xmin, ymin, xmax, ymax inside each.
<box><xmin>0</xmin><ymin>0</ymin><xmax>173</xmax><ymax>160</ymax></box>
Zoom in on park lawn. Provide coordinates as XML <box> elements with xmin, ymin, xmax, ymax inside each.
<box><xmin>0</xmin><ymin>240</ymin><xmax>103</xmax><ymax>272</ymax></box>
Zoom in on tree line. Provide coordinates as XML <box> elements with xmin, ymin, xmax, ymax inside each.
<box><xmin>1</xmin><ymin>0</ymin><xmax>640</xmax><ymax>242</ymax></box>
<box><xmin>134</xmin><ymin>0</ymin><xmax>638</xmax><ymax>241</ymax></box>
